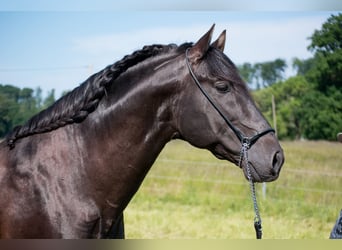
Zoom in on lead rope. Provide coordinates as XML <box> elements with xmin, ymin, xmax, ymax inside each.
<box><xmin>185</xmin><ymin>48</ymin><xmax>270</xmax><ymax>239</ymax></box>
<box><xmin>239</xmin><ymin>139</ymin><xmax>263</xmax><ymax>239</ymax></box>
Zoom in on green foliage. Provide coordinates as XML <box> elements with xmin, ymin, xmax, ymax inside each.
<box><xmin>298</xmin><ymin>87</ymin><xmax>342</xmax><ymax>140</ymax></box>
<box><xmin>292</xmin><ymin>57</ymin><xmax>315</xmax><ymax>76</ymax></box>
<box><xmin>0</xmin><ymin>84</ymin><xmax>55</xmax><ymax>138</ymax></box>
<box><xmin>309</xmin><ymin>14</ymin><xmax>342</xmax><ymax>54</ymax></box>
<box><xmin>255</xmin><ymin>59</ymin><xmax>287</xmax><ymax>88</ymax></box>
<box><xmin>253</xmin><ymin>13</ymin><xmax>342</xmax><ymax>141</ymax></box>
<box><xmin>44</xmin><ymin>89</ymin><xmax>56</xmax><ymax>108</ymax></box>
<box><xmin>238</xmin><ymin>62</ymin><xmax>255</xmax><ymax>84</ymax></box>
<box><xmin>253</xmin><ymin>76</ymin><xmax>311</xmax><ymax>140</ymax></box>
<box><xmin>238</xmin><ymin>58</ymin><xmax>287</xmax><ymax>89</ymax></box>
<box><xmin>308</xmin><ymin>14</ymin><xmax>342</xmax><ymax>92</ymax></box>
<box><xmin>253</xmin><ymin>75</ymin><xmax>342</xmax><ymax>141</ymax></box>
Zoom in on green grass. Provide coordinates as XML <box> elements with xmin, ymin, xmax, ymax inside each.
<box><xmin>125</xmin><ymin>140</ymin><xmax>342</xmax><ymax>239</ymax></box>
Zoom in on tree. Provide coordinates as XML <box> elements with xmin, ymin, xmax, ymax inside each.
<box><xmin>43</xmin><ymin>89</ymin><xmax>56</xmax><ymax>108</ymax></box>
<box><xmin>308</xmin><ymin>13</ymin><xmax>342</xmax><ymax>92</ymax></box>
<box><xmin>253</xmin><ymin>76</ymin><xmax>311</xmax><ymax>140</ymax></box>
<box><xmin>256</xmin><ymin>59</ymin><xmax>287</xmax><ymax>87</ymax></box>
<box><xmin>248</xmin><ymin>14</ymin><xmax>342</xmax><ymax>141</ymax></box>
<box><xmin>35</xmin><ymin>87</ymin><xmax>43</xmax><ymax>108</ymax></box>
<box><xmin>0</xmin><ymin>85</ymin><xmax>21</xmax><ymax>136</ymax></box>
<box><xmin>238</xmin><ymin>62</ymin><xmax>256</xmax><ymax>85</ymax></box>
<box><xmin>0</xmin><ymin>92</ymin><xmax>16</xmax><ymax>136</ymax></box>
<box><xmin>292</xmin><ymin>57</ymin><xmax>315</xmax><ymax>76</ymax></box>
<box><xmin>238</xmin><ymin>58</ymin><xmax>287</xmax><ymax>89</ymax></box>
<box><xmin>14</xmin><ymin>87</ymin><xmax>38</xmax><ymax>127</ymax></box>
<box><xmin>309</xmin><ymin>14</ymin><xmax>342</xmax><ymax>54</ymax></box>
<box><xmin>297</xmin><ymin>87</ymin><xmax>342</xmax><ymax>140</ymax></box>
<box><xmin>0</xmin><ymin>84</ymin><xmax>57</xmax><ymax>138</ymax></box>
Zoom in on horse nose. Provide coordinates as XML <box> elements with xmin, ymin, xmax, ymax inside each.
<box><xmin>271</xmin><ymin>150</ymin><xmax>284</xmax><ymax>176</ymax></box>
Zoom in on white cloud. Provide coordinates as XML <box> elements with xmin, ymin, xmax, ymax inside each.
<box><xmin>72</xmin><ymin>25</ymin><xmax>209</xmax><ymax>59</ymax></box>
<box><xmin>72</xmin><ymin>14</ymin><xmax>327</xmax><ymax>68</ymax></box>
<box><xmin>221</xmin><ymin>15</ymin><xmax>326</xmax><ymax>64</ymax></box>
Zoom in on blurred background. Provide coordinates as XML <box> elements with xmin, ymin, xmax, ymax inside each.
<box><xmin>0</xmin><ymin>1</ymin><xmax>341</xmax><ymax>238</ymax></box>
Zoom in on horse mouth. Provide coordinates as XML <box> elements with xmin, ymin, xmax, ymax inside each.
<box><xmin>241</xmin><ymin>161</ymin><xmax>279</xmax><ymax>183</ymax></box>
<box><xmin>241</xmin><ymin>162</ymin><xmax>262</xmax><ymax>182</ymax></box>
<box><xmin>211</xmin><ymin>143</ymin><xmax>276</xmax><ymax>183</ymax></box>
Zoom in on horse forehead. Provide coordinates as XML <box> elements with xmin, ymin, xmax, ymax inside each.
<box><xmin>205</xmin><ymin>50</ymin><xmax>237</xmax><ymax>73</ymax></box>
<box><xmin>200</xmin><ymin>51</ymin><xmax>250</xmax><ymax>95</ymax></box>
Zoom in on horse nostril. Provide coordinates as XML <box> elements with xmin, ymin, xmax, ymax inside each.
<box><xmin>271</xmin><ymin>151</ymin><xmax>284</xmax><ymax>176</ymax></box>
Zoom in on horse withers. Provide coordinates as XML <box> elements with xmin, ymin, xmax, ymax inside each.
<box><xmin>0</xmin><ymin>25</ymin><xmax>284</xmax><ymax>238</ymax></box>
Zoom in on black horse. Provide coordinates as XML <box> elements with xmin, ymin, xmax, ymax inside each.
<box><xmin>0</xmin><ymin>25</ymin><xmax>284</xmax><ymax>238</ymax></box>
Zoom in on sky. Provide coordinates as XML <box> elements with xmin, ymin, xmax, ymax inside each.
<box><xmin>0</xmin><ymin>3</ymin><xmax>341</xmax><ymax>98</ymax></box>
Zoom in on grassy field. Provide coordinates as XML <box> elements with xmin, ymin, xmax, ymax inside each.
<box><xmin>125</xmin><ymin>140</ymin><xmax>342</xmax><ymax>239</ymax></box>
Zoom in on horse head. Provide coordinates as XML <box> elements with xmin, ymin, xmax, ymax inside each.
<box><xmin>176</xmin><ymin>25</ymin><xmax>284</xmax><ymax>182</ymax></box>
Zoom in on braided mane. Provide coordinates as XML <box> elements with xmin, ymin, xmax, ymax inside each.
<box><xmin>6</xmin><ymin>44</ymin><xmax>183</xmax><ymax>149</ymax></box>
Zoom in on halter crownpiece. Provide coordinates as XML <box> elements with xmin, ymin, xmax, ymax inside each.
<box><xmin>185</xmin><ymin>48</ymin><xmax>275</xmax><ymax>239</ymax></box>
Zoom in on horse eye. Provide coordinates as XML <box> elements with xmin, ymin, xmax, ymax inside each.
<box><xmin>215</xmin><ymin>81</ymin><xmax>230</xmax><ymax>93</ymax></box>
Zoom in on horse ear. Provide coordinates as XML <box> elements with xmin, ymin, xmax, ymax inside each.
<box><xmin>211</xmin><ymin>30</ymin><xmax>226</xmax><ymax>52</ymax></box>
<box><xmin>188</xmin><ymin>24</ymin><xmax>215</xmax><ymax>63</ymax></box>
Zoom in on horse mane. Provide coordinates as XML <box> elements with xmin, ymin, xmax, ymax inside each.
<box><xmin>6</xmin><ymin>43</ymin><xmax>191</xmax><ymax>149</ymax></box>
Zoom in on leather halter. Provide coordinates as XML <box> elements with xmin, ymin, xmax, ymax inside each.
<box><xmin>185</xmin><ymin>48</ymin><xmax>275</xmax><ymax>153</ymax></box>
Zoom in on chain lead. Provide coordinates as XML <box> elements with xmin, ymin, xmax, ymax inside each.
<box><xmin>239</xmin><ymin>138</ymin><xmax>263</xmax><ymax>239</ymax></box>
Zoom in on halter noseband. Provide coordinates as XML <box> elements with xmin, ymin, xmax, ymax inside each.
<box><xmin>185</xmin><ymin>48</ymin><xmax>275</xmax><ymax>239</ymax></box>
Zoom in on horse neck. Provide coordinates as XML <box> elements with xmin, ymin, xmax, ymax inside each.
<box><xmin>100</xmin><ymin>55</ymin><xmax>182</xmax><ymax>146</ymax></box>
<box><xmin>78</xmin><ymin>54</ymin><xmax>183</xmax><ymax>198</ymax></box>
